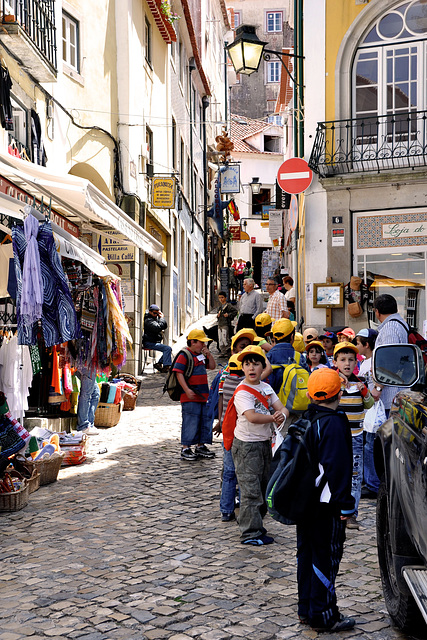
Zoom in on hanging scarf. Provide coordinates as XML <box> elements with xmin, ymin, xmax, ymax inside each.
<box><xmin>21</xmin><ymin>214</ymin><xmax>43</xmax><ymax>324</ymax></box>
<box><xmin>102</xmin><ymin>277</ymin><xmax>132</xmax><ymax>363</ymax></box>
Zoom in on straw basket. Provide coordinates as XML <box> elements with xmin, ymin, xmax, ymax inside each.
<box><xmin>94</xmin><ymin>402</ymin><xmax>121</xmax><ymax>428</ymax></box>
<box><xmin>28</xmin><ymin>470</ymin><xmax>41</xmax><ymax>493</ymax></box>
<box><xmin>21</xmin><ymin>453</ymin><xmax>65</xmax><ymax>486</ymax></box>
<box><xmin>0</xmin><ymin>479</ymin><xmax>29</xmax><ymax>512</ymax></box>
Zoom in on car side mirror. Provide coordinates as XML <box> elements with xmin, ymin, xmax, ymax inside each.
<box><xmin>373</xmin><ymin>344</ymin><xmax>424</xmax><ymax>388</ymax></box>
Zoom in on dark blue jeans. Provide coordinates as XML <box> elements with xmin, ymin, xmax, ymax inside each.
<box><xmin>144</xmin><ymin>341</ymin><xmax>172</xmax><ymax>366</ymax></box>
<box><xmin>220</xmin><ymin>444</ymin><xmax>238</xmax><ymax>514</ymax></box>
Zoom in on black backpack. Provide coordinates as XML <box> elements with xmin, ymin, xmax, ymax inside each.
<box><xmin>266</xmin><ymin>414</ymin><xmax>326</xmax><ymax>525</ymax></box>
<box><xmin>163</xmin><ymin>348</ymin><xmax>194</xmax><ymax>401</ymax></box>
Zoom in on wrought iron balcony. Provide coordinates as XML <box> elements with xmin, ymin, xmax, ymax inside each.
<box><xmin>1</xmin><ymin>0</ymin><xmax>57</xmax><ymax>81</ymax></box>
<box><xmin>308</xmin><ymin>110</ymin><xmax>427</xmax><ymax>178</ymax></box>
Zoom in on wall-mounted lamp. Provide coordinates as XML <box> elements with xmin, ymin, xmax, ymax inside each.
<box><xmin>226</xmin><ymin>25</ymin><xmax>267</xmax><ymax>76</ymax></box>
<box><xmin>250</xmin><ymin>177</ymin><xmax>261</xmax><ymax>195</ymax></box>
<box><xmin>220</xmin><ymin>244</ymin><xmax>226</xmax><ymax>257</ymax></box>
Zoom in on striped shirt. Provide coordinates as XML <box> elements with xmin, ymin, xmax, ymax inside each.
<box><xmin>375</xmin><ymin>313</ymin><xmax>409</xmax><ymax>410</ymax></box>
<box><xmin>338</xmin><ymin>374</ymin><xmax>374</xmax><ymax>436</ymax></box>
<box><xmin>173</xmin><ymin>350</ymin><xmax>209</xmax><ymax>403</ymax></box>
<box><xmin>220</xmin><ymin>373</ymin><xmax>245</xmax><ymax>421</ymax></box>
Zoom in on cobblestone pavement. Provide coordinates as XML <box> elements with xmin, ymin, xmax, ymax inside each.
<box><xmin>0</xmin><ymin>362</ymin><xmax>423</xmax><ymax>640</ymax></box>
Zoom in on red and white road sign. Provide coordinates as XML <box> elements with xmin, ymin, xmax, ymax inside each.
<box><xmin>277</xmin><ymin>157</ymin><xmax>313</xmax><ymax>194</ymax></box>
<box><xmin>289</xmin><ymin>195</ymin><xmax>298</xmax><ymax>231</ymax></box>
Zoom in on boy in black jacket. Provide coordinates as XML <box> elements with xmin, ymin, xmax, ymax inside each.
<box><xmin>297</xmin><ymin>368</ymin><xmax>356</xmax><ymax>632</ymax></box>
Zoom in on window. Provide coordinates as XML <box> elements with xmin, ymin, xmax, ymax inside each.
<box><xmin>233</xmin><ymin>11</ymin><xmax>242</xmax><ymax>30</ymax></box>
<box><xmin>252</xmin><ymin>189</ymin><xmax>271</xmax><ymax>216</ymax></box>
<box><xmin>146</xmin><ymin>126</ymin><xmax>153</xmax><ymax>176</ymax></box>
<box><xmin>266</xmin><ymin>60</ymin><xmax>281</xmax><ymax>83</ymax></box>
<box><xmin>11</xmin><ymin>99</ymin><xmax>27</xmax><ymax>147</ymax></box>
<box><xmin>195</xmin><ymin>251</ymin><xmax>199</xmax><ymax>293</ymax></box>
<box><xmin>179</xmin><ymin>41</ymin><xmax>185</xmax><ymax>87</ymax></box>
<box><xmin>266</xmin><ymin>11</ymin><xmax>283</xmax><ymax>33</ymax></box>
<box><xmin>62</xmin><ymin>12</ymin><xmax>79</xmax><ymax>71</ymax></box>
<box><xmin>268</xmin><ymin>114</ymin><xmax>283</xmax><ymax>125</ymax></box>
<box><xmin>264</xmin><ymin>135</ymin><xmax>282</xmax><ymax>153</ymax></box>
<box><xmin>180</xmin><ymin>139</ymin><xmax>185</xmax><ymax>187</ymax></box>
<box><xmin>145</xmin><ymin>17</ymin><xmax>152</xmax><ymax>65</ymax></box>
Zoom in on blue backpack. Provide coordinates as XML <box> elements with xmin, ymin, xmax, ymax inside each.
<box><xmin>206</xmin><ymin>367</ymin><xmax>223</xmax><ymax>423</ymax></box>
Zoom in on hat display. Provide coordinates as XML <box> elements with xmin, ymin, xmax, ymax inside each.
<box><xmin>255</xmin><ymin>313</ymin><xmax>272</xmax><ymax>327</ymax></box>
<box><xmin>333</xmin><ymin>341</ymin><xmax>359</xmax><ymax>357</ymax></box>
<box><xmin>149</xmin><ymin>304</ymin><xmax>160</xmax><ymax>311</ymax></box>
<box><xmin>303</xmin><ymin>327</ymin><xmax>319</xmax><ymax>343</ymax></box>
<box><xmin>187</xmin><ymin>329</ymin><xmax>210</xmax><ymax>342</ymax></box>
<box><xmin>271</xmin><ymin>318</ymin><xmax>295</xmax><ymax>338</ymax></box>
<box><xmin>236</xmin><ymin>344</ymin><xmax>267</xmax><ymax>363</ymax></box>
<box><xmin>337</xmin><ymin>327</ymin><xmax>356</xmax><ymax>340</ymax></box>
<box><xmin>231</xmin><ymin>328</ymin><xmax>257</xmax><ymax>350</ymax></box>
<box><xmin>305</xmin><ymin>340</ymin><xmax>325</xmax><ymax>352</ymax></box>
<box><xmin>307</xmin><ymin>368</ymin><xmax>342</xmax><ymax>400</ymax></box>
<box><xmin>228</xmin><ymin>354</ymin><xmax>243</xmax><ymax>371</ymax></box>
<box><xmin>356</xmin><ymin>328</ymin><xmax>378</xmax><ymax>340</ymax></box>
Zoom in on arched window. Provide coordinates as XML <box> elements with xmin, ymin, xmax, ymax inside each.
<box><xmin>353</xmin><ymin>1</ymin><xmax>427</xmax><ymax>121</ymax></box>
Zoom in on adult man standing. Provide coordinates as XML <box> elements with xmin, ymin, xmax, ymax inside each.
<box><xmin>143</xmin><ymin>304</ymin><xmax>172</xmax><ymax>373</ymax></box>
<box><xmin>266</xmin><ymin>277</ymin><xmax>289</xmax><ymax>322</ymax></box>
<box><xmin>236</xmin><ymin>278</ymin><xmax>264</xmax><ymax>332</ymax></box>
<box><xmin>372</xmin><ymin>294</ymin><xmax>409</xmax><ymax>416</ymax></box>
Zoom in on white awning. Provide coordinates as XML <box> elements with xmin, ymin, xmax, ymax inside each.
<box><xmin>0</xmin><ymin>194</ymin><xmax>113</xmax><ymax>278</ymax></box>
<box><xmin>0</xmin><ymin>152</ymin><xmax>165</xmax><ymax>265</ymax></box>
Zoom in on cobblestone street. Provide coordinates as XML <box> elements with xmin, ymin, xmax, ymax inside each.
<box><xmin>0</xmin><ymin>366</ymin><xmax>421</xmax><ymax>640</ymax></box>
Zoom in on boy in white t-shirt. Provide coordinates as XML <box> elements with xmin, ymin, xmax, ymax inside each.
<box><xmin>231</xmin><ymin>345</ymin><xmax>289</xmax><ymax>545</ymax></box>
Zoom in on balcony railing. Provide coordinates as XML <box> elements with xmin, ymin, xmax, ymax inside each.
<box><xmin>2</xmin><ymin>0</ymin><xmax>57</xmax><ymax>70</ymax></box>
<box><xmin>308</xmin><ymin>110</ymin><xmax>427</xmax><ymax>178</ymax></box>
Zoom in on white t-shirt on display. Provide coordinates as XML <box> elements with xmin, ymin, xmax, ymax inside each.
<box><xmin>233</xmin><ymin>380</ymin><xmax>278</xmax><ymax>442</ymax></box>
<box><xmin>358</xmin><ymin>356</ymin><xmax>373</xmax><ymax>390</ymax></box>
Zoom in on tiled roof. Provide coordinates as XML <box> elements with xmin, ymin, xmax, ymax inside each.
<box><xmin>275</xmin><ymin>49</ymin><xmax>294</xmax><ymax>113</ymax></box>
<box><xmin>230</xmin><ymin>115</ymin><xmax>282</xmax><ymax>154</ymax></box>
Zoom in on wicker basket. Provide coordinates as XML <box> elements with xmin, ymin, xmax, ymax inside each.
<box><xmin>0</xmin><ymin>479</ymin><xmax>29</xmax><ymax>512</ymax></box>
<box><xmin>9</xmin><ymin>468</ymin><xmax>40</xmax><ymax>494</ymax></box>
<box><xmin>21</xmin><ymin>453</ymin><xmax>65</xmax><ymax>486</ymax></box>
<box><xmin>118</xmin><ymin>373</ymin><xmax>141</xmax><ymax>391</ymax></box>
<box><xmin>28</xmin><ymin>470</ymin><xmax>41</xmax><ymax>494</ymax></box>
<box><xmin>94</xmin><ymin>402</ymin><xmax>121</xmax><ymax>427</ymax></box>
<box><xmin>122</xmin><ymin>391</ymin><xmax>137</xmax><ymax>411</ymax></box>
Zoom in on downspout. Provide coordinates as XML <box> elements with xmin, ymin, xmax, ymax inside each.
<box><xmin>189</xmin><ymin>58</ymin><xmax>196</xmax><ymax>233</ymax></box>
<box><xmin>202</xmin><ymin>95</ymin><xmax>210</xmax><ymax>310</ymax></box>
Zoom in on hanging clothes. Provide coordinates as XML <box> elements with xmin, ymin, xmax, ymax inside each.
<box><xmin>21</xmin><ymin>214</ymin><xmax>44</xmax><ymax>325</ymax></box>
<box><xmin>0</xmin><ymin>66</ymin><xmax>13</xmax><ymax>131</ymax></box>
<box><xmin>12</xmin><ymin>220</ymin><xmax>82</xmax><ymax>347</ymax></box>
<box><xmin>31</xmin><ymin>109</ymin><xmax>47</xmax><ymax>166</ymax></box>
<box><xmin>0</xmin><ymin>334</ymin><xmax>33</xmax><ymax>416</ymax></box>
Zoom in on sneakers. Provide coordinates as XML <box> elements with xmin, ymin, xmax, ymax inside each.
<box><xmin>361</xmin><ymin>487</ymin><xmax>378</xmax><ymax>499</ymax></box>
<box><xmin>81</xmin><ymin>425</ymin><xmax>100</xmax><ymax>436</ymax></box>
<box><xmin>346</xmin><ymin>516</ymin><xmax>360</xmax><ymax>530</ymax></box>
<box><xmin>312</xmin><ymin>614</ymin><xmax>356</xmax><ymax>632</ymax></box>
<box><xmin>242</xmin><ymin>534</ymin><xmax>275</xmax><ymax>546</ymax></box>
<box><xmin>195</xmin><ymin>444</ymin><xmax>215</xmax><ymax>458</ymax></box>
<box><xmin>221</xmin><ymin>512</ymin><xmax>235</xmax><ymax>522</ymax></box>
<box><xmin>161</xmin><ymin>366</ymin><xmax>171</xmax><ymax>373</ymax></box>
<box><xmin>153</xmin><ymin>362</ymin><xmax>163</xmax><ymax>372</ymax></box>
<box><xmin>180</xmin><ymin>447</ymin><xmax>198</xmax><ymax>461</ymax></box>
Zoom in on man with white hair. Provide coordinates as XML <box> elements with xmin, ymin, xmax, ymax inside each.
<box><xmin>236</xmin><ymin>278</ymin><xmax>264</xmax><ymax>332</ymax></box>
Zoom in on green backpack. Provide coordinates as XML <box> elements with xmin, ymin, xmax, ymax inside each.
<box><xmin>271</xmin><ymin>352</ymin><xmax>310</xmax><ymax>413</ymax></box>
<box><xmin>163</xmin><ymin>348</ymin><xmax>194</xmax><ymax>401</ymax></box>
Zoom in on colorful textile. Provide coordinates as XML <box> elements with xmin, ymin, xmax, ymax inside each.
<box><xmin>12</xmin><ymin>221</ymin><xmax>81</xmax><ymax>347</ymax></box>
<box><xmin>21</xmin><ymin>213</ymin><xmax>43</xmax><ymax>325</ymax></box>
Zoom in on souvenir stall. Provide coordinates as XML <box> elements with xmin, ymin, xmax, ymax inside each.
<box><xmin>0</xmin><ymin>204</ymin><xmax>135</xmax><ymax>511</ymax></box>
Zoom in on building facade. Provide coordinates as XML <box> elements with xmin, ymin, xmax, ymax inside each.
<box><xmin>303</xmin><ymin>0</ymin><xmax>427</xmax><ymax>333</ymax></box>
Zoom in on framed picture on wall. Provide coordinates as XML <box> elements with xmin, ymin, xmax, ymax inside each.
<box><xmin>313</xmin><ymin>282</ymin><xmax>344</xmax><ymax>308</ymax></box>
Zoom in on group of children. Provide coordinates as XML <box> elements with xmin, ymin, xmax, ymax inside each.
<box><xmin>170</xmin><ymin>316</ymin><xmax>381</xmax><ymax>632</ymax></box>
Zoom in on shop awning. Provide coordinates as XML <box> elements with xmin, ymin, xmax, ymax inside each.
<box><xmin>0</xmin><ymin>152</ymin><xmax>165</xmax><ymax>265</ymax></box>
<box><xmin>0</xmin><ymin>194</ymin><xmax>114</xmax><ymax>278</ymax></box>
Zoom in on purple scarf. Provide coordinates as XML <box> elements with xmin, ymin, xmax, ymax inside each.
<box><xmin>21</xmin><ymin>214</ymin><xmax>43</xmax><ymax>324</ymax></box>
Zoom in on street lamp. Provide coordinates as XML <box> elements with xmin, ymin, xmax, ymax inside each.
<box><xmin>226</xmin><ymin>25</ymin><xmax>267</xmax><ymax>76</ymax></box>
<box><xmin>226</xmin><ymin>24</ymin><xmax>303</xmax><ymax>86</ymax></box>
<box><xmin>250</xmin><ymin>177</ymin><xmax>261</xmax><ymax>195</ymax></box>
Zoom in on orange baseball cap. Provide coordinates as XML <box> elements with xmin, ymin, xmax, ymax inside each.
<box><xmin>307</xmin><ymin>368</ymin><xmax>342</xmax><ymax>400</ymax></box>
<box><xmin>337</xmin><ymin>327</ymin><xmax>356</xmax><ymax>340</ymax></box>
<box><xmin>333</xmin><ymin>341</ymin><xmax>359</xmax><ymax>357</ymax></box>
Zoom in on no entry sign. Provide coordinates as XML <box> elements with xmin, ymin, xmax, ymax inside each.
<box><xmin>277</xmin><ymin>157</ymin><xmax>313</xmax><ymax>194</ymax></box>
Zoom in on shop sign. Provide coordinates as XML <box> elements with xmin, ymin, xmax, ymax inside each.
<box><xmin>251</xmin><ymin>236</ymin><xmax>256</xmax><ymax>243</ymax></box>
<box><xmin>220</xmin><ymin>165</ymin><xmax>240</xmax><ymax>194</ymax></box>
<box><xmin>120</xmin><ymin>280</ymin><xmax>134</xmax><ymax>296</ymax></box>
<box><xmin>332</xmin><ymin>228</ymin><xmax>345</xmax><ymax>246</ymax></box>
<box><xmin>108</xmin><ymin>263</ymin><xmax>131</xmax><ymax>278</ymax></box>
<box><xmin>98</xmin><ymin>231</ymin><xmax>135</xmax><ymax>262</ymax></box>
<box><xmin>0</xmin><ymin>175</ymin><xmax>80</xmax><ymax>237</ymax></box>
<box><xmin>229</xmin><ymin>225</ymin><xmax>242</xmax><ymax>241</ymax></box>
<box><xmin>269</xmin><ymin>209</ymin><xmax>283</xmax><ymax>239</ymax></box>
<box><xmin>382</xmin><ymin>221</ymin><xmax>427</xmax><ymax>240</ymax></box>
<box><xmin>151</xmin><ymin>177</ymin><xmax>176</xmax><ymax>209</ymax></box>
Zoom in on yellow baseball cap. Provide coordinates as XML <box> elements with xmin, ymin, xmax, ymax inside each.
<box><xmin>333</xmin><ymin>341</ymin><xmax>359</xmax><ymax>357</ymax></box>
<box><xmin>187</xmin><ymin>329</ymin><xmax>210</xmax><ymax>342</ymax></box>
<box><xmin>255</xmin><ymin>313</ymin><xmax>272</xmax><ymax>327</ymax></box>
<box><xmin>236</xmin><ymin>344</ymin><xmax>267</xmax><ymax>363</ymax></box>
<box><xmin>228</xmin><ymin>354</ymin><xmax>243</xmax><ymax>371</ymax></box>
<box><xmin>271</xmin><ymin>318</ymin><xmax>295</xmax><ymax>338</ymax></box>
<box><xmin>231</xmin><ymin>328</ymin><xmax>257</xmax><ymax>350</ymax></box>
<box><xmin>293</xmin><ymin>332</ymin><xmax>305</xmax><ymax>353</ymax></box>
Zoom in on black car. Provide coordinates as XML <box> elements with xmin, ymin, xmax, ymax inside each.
<box><xmin>373</xmin><ymin>343</ymin><xmax>427</xmax><ymax>632</ymax></box>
